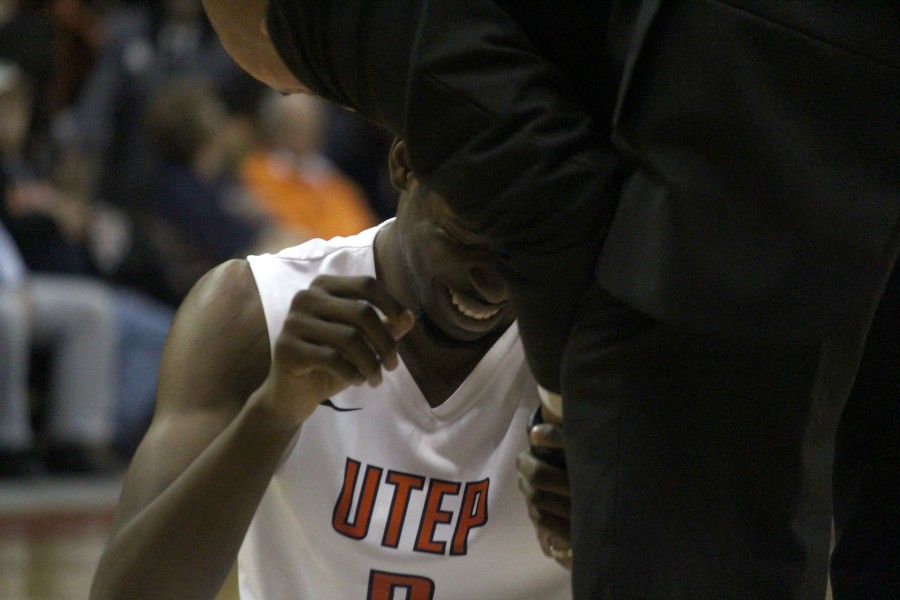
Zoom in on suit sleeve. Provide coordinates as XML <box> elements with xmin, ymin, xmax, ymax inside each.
<box><xmin>267</xmin><ymin>0</ymin><xmax>623</xmax><ymax>391</ymax></box>
<box><xmin>401</xmin><ymin>1</ymin><xmax>623</xmax><ymax>390</ymax></box>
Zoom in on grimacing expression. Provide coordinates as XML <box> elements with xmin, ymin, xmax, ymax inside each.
<box><xmin>397</xmin><ymin>183</ymin><xmax>514</xmax><ymax>345</ymax></box>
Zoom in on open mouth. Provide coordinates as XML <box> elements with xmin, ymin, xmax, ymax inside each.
<box><xmin>449</xmin><ymin>289</ymin><xmax>502</xmax><ymax>321</ymax></box>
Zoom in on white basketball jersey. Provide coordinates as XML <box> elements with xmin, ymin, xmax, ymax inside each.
<box><xmin>242</xmin><ymin>223</ymin><xmax>571</xmax><ymax>599</ymax></box>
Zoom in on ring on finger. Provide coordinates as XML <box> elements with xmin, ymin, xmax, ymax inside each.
<box><xmin>548</xmin><ymin>542</ymin><xmax>573</xmax><ymax>561</ymax></box>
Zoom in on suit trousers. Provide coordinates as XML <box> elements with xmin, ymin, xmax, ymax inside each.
<box><xmin>560</xmin><ymin>268</ymin><xmax>895</xmax><ymax>599</ymax></box>
<box><xmin>831</xmin><ymin>260</ymin><xmax>900</xmax><ymax>599</ymax></box>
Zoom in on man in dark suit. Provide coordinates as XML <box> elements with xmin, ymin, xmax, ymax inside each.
<box><xmin>201</xmin><ymin>1</ymin><xmax>900</xmax><ymax>598</ymax></box>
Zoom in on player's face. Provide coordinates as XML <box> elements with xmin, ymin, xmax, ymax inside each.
<box><xmin>396</xmin><ymin>184</ymin><xmax>515</xmax><ymax>345</ymax></box>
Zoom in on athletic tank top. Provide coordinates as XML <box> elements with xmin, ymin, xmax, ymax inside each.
<box><xmin>242</xmin><ymin>222</ymin><xmax>571</xmax><ymax>599</ymax></box>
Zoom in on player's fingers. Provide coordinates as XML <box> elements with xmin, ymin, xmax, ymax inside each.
<box><xmin>517</xmin><ymin>468</ymin><xmax>571</xmax><ymax>522</ymax></box>
<box><xmin>281</xmin><ymin>311</ymin><xmax>386</xmax><ymax>385</ymax></box>
<box><xmin>524</xmin><ymin>492</ymin><xmax>571</xmax><ymax>540</ymax></box>
<box><xmin>529</xmin><ymin>422</ymin><xmax>564</xmax><ymax>450</ymax></box>
<box><xmin>273</xmin><ymin>331</ymin><xmax>367</xmax><ymax>387</ymax></box>
<box><xmin>517</xmin><ymin>450</ymin><xmax>569</xmax><ymax>496</ymax></box>
<box><xmin>540</xmin><ymin>531</ymin><xmax>573</xmax><ymax>570</ymax></box>
<box><xmin>312</xmin><ymin>275</ymin><xmax>416</xmax><ymax>339</ymax></box>
<box><xmin>521</xmin><ymin>486</ymin><xmax>572</xmax><ymax>525</ymax></box>
<box><xmin>298</xmin><ymin>280</ymin><xmax>413</xmax><ymax>371</ymax></box>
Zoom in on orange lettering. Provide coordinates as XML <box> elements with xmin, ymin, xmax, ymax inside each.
<box><xmin>451</xmin><ymin>478</ymin><xmax>489</xmax><ymax>555</ymax></box>
<box><xmin>382</xmin><ymin>471</ymin><xmax>426</xmax><ymax>548</ymax></box>
<box><xmin>414</xmin><ymin>479</ymin><xmax>460</xmax><ymax>554</ymax></box>
<box><xmin>332</xmin><ymin>457</ymin><xmax>383</xmax><ymax>539</ymax></box>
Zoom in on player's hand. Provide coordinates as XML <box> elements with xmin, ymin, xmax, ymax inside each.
<box><xmin>517</xmin><ymin>418</ymin><xmax>572</xmax><ymax>570</ymax></box>
<box><xmin>261</xmin><ymin>274</ymin><xmax>415</xmax><ymax>428</ymax></box>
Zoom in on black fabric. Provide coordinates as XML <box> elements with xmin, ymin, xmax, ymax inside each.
<box><xmin>266</xmin><ymin>0</ymin><xmax>900</xmax><ymax>385</ymax></box>
<box><xmin>599</xmin><ymin>0</ymin><xmax>900</xmax><ymax>340</ymax></box>
<box><xmin>831</xmin><ymin>260</ymin><xmax>900</xmax><ymax>599</ymax></box>
<box><xmin>265</xmin><ymin>0</ymin><xmax>414</xmax><ymax>126</ymax></box>
<box><xmin>561</xmin><ymin>287</ymin><xmax>836</xmax><ymax>598</ymax></box>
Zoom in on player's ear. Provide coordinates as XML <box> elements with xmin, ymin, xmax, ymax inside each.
<box><xmin>388</xmin><ymin>138</ymin><xmax>413</xmax><ymax>191</ymax></box>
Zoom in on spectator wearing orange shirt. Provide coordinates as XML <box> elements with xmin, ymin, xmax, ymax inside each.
<box><xmin>241</xmin><ymin>92</ymin><xmax>377</xmax><ymax>240</ymax></box>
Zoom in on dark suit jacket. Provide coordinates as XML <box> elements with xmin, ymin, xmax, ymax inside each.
<box><xmin>266</xmin><ymin>0</ymin><xmax>900</xmax><ymax>390</ymax></box>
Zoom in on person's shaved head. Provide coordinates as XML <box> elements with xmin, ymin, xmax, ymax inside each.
<box><xmin>201</xmin><ymin>0</ymin><xmax>310</xmax><ymax>95</ymax></box>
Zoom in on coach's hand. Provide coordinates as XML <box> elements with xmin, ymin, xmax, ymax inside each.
<box><xmin>517</xmin><ymin>416</ymin><xmax>572</xmax><ymax>570</ymax></box>
<box><xmin>261</xmin><ymin>274</ymin><xmax>415</xmax><ymax>427</ymax></box>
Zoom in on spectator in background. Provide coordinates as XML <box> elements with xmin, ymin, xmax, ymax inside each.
<box><xmin>0</xmin><ymin>218</ymin><xmax>121</xmax><ymax>476</ymax></box>
<box><xmin>54</xmin><ymin>0</ymin><xmax>260</xmax><ymax>210</ymax></box>
<box><xmin>241</xmin><ymin>92</ymin><xmax>377</xmax><ymax>240</ymax></box>
<box><xmin>141</xmin><ymin>76</ymin><xmax>304</xmax><ymax>306</ymax></box>
<box><xmin>1</xmin><ymin>58</ymin><xmax>172</xmax><ymax>461</ymax></box>
<box><xmin>321</xmin><ymin>103</ymin><xmax>396</xmax><ymax>222</ymax></box>
<box><xmin>0</xmin><ymin>0</ymin><xmax>58</xmax><ymax>166</ymax></box>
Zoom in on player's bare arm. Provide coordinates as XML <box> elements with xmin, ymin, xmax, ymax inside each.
<box><xmin>91</xmin><ymin>259</ymin><xmax>414</xmax><ymax>600</ymax></box>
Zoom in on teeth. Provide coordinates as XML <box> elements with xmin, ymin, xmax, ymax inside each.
<box><xmin>450</xmin><ymin>290</ymin><xmax>500</xmax><ymax>320</ymax></box>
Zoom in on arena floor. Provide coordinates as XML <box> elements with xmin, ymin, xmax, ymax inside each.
<box><xmin>0</xmin><ymin>475</ymin><xmax>832</xmax><ymax>600</ymax></box>
<box><xmin>0</xmin><ymin>475</ymin><xmax>238</xmax><ymax>600</ymax></box>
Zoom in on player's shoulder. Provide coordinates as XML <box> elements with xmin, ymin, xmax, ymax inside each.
<box><xmin>159</xmin><ymin>258</ymin><xmax>270</xmax><ymax>411</ymax></box>
<box><xmin>271</xmin><ymin>222</ymin><xmax>386</xmax><ymax>260</ymax></box>
<box><xmin>172</xmin><ymin>259</ymin><xmax>266</xmax><ymax>341</ymax></box>
<box><xmin>249</xmin><ymin>221</ymin><xmax>389</xmax><ymax>281</ymax></box>
<box><xmin>192</xmin><ymin>258</ymin><xmax>260</xmax><ymax>303</ymax></box>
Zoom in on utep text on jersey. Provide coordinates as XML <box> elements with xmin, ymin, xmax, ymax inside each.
<box><xmin>333</xmin><ymin>456</ymin><xmax>491</xmax><ymax>600</ymax></box>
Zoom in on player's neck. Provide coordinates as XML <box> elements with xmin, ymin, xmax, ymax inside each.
<box><xmin>374</xmin><ymin>224</ymin><xmax>500</xmax><ymax>407</ymax></box>
<box><xmin>399</xmin><ymin>324</ymin><xmax>499</xmax><ymax>408</ymax></box>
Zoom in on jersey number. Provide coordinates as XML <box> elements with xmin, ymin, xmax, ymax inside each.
<box><xmin>367</xmin><ymin>569</ymin><xmax>435</xmax><ymax>600</ymax></box>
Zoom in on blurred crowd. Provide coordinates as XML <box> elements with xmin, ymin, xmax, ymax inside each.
<box><xmin>0</xmin><ymin>0</ymin><xmax>395</xmax><ymax>478</ymax></box>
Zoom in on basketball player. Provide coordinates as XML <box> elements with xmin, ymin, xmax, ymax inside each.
<box><xmin>90</xmin><ymin>138</ymin><xmax>572</xmax><ymax>600</ymax></box>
